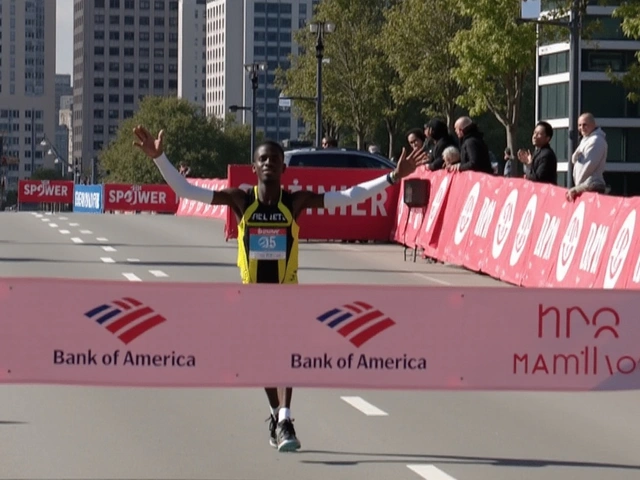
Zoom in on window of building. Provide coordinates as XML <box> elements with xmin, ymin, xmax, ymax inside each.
<box><xmin>155</xmin><ymin>17</ymin><xmax>165</xmax><ymax>27</ymax></box>
<box><xmin>155</xmin><ymin>32</ymin><xmax>165</xmax><ymax>42</ymax></box>
<box><xmin>254</xmin><ymin>17</ymin><xmax>265</xmax><ymax>28</ymax></box>
<box><xmin>95</xmin><ymin>0</ymin><xmax>105</xmax><ymax>7</ymax></box>
<box><xmin>539</xmin><ymin>82</ymin><xmax>569</xmax><ymax>119</ymax></box>
<box><xmin>140</xmin><ymin>0</ymin><xmax>150</xmax><ymax>9</ymax></box>
<box><xmin>124</xmin><ymin>0</ymin><xmax>135</xmax><ymax>9</ymax></box>
<box><xmin>109</xmin><ymin>62</ymin><xmax>120</xmax><ymax>72</ymax></box>
<box><xmin>124</xmin><ymin>16</ymin><xmax>134</xmax><ymax>26</ymax></box>
<box><xmin>539</xmin><ymin>51</ymin><xmax>569</xmax><ymax>76</ymax></box>
<box><xmin>110</xmin><ymin>0</ymin><xmax>120</xmax><ymax>8</ymax></box>
<box><xmin>124</xmin><ymin>32</ymin><xmax>135</xmax><ymax>41</ymax></box>
<box><xmin>583</xmin><ymin>15</ymin><xmax>625</xmax><ymax>41</ymax></box>
<box><xmin>94</xmin><ymin>125</ymin><xmax>104</xmax><ymax>135</ymax></box>
<box><xmin>94</xmin><ymin>93</ymin><xmax>104</xmax><ymax>103</ymax></box>
<box><xmin>110</xmin><ymin>15</ymin><xmax>120</xmax><ymax>25</ymax></box>
<box><xmin>581</xmin><ymin>81</ymin><xmax>635</xmax><ymax>118</ymax></box>
<box><xmin>140</xmin><ymin>16</ymin><xmax>150</xmax><ymax>26</ymax></box>
<box><xmin>550</xmin><ymin>127</ymin><xmax>568</xmax><ymax>162</ymax></box>
<box><xmin>124</xmin><ymin>78</ymin><xmax>134</xmax><ymax>88</ymax></box>
<box><xmin>139</xmin><ymin>79</ymin><xmax>149</xmax><ymax>88</ymax></box>
<box><xmin>94</xmin><ymin>46</ymin><xmax>104</xmax><ymax>55</ymax></box>
<box><xmin>109</xmin><ymin>47</ymin><xmax>120</xmax><ymax>56</ymax></box>
<box><xmin>582</xmin><ymin>49</ymin><xmax>635</xmax><ymax>72</ymax></box>
<box><xmin>110</xmin><ymin>31</ymin><xmax>119</xmax><ymax>40</ymax></box>
<box><xmin>255</xmin><ymin>3</ymin><xmax>266</xmax><ymax>13</ymax></box>
<box><xmin>94</xmin><ymin>77</ymin><xmax>104</xmax><ymax>87</ymax></box>
<box><xmin>95</xmin><ymin>14</ymin><xmax>105</xmax><ymax>24</ymax></box>
<box><xmin>140</xmin><ymin>32</ymin><xmax>150</xmax><ymax>41</ymax></box>
<box><xmin>155</xmin><ymin>0</ymin><xmax>165</xmax><ymax>9</ymax></box>
<box><xmin>109</xmin><ymin>78</ymin><xmax>119</xmax><ymax>88</ymax></box>
<box><xmin>154</xmin><ymin>79</ymin><xmax>164</xmax><ymax>89</ymax></box>
<box><xmin>94</xmin><ymin>30</ymin><xmax>105</xmax><ymax>40</ymax></box>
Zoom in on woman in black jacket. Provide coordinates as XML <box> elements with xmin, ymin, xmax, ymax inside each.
<box><xmin>423</xmin><ymin>119</ymin><xmax>458</xmax><ymax>171</ymax></box>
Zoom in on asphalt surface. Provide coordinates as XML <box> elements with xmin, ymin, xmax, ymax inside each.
<box><xmin>1</xmin><ymin>211</ymin><xmax>639</xmax><ymax>480</ymax></box>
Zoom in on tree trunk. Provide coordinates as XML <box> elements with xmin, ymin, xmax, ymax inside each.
<box><xmin>385</xmin><ymin>117</ymin><xmax>396</xmax><ymax>159</ymax></box>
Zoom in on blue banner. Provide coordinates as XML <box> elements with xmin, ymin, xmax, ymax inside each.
<box><xmin>73</xmin><ymin>184</ymin><xmax>103</xmax><ymax>213</ymax></box>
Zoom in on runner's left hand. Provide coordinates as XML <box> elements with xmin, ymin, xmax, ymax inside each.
<box><xmin>394</xmin><ymin>148</ymin><xmax>429</xmax><ymax>179</ymax></box>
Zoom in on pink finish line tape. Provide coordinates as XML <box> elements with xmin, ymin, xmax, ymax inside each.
<box><xmin>0</xmin><ymin>277</ymin><xmax>639</xmax><ymax>391</ymax></box>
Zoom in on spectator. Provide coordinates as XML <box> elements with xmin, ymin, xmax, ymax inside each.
<box><xmin>503</xmin><ymin>148</ymin><xmax>514</xmax><ymax>177</ymax></box>
<box><xmin>449</xmin><ymin>116</ymin><xmax>494</xmax><ymax>174</ymax></box>
<box><xmin>179</xmin><ymin>162</ymin><xmax>191</xmax><ymax>177</ymax></box>
<box><xmin>442</xmin><ymin>146</ymin><xmax>460</xmax><ymax>168</ymax></box>
<box><xmin>322</xmin><ymin>137</ymin><xmax>338</xmax><ymax>149</ymax></box>
<box><xmin>516</xmin><ymin>121</ymin><xmax>558</xmax><ymax>185</ymax></box>
<box><xmin>566</xmin><ymin>112</ymin><xmax>608</xmax><ymax>202</ymax></box>
<box><xmin>406</xmin><ymin>128</ymin><xmax>427</xmax><ymax>153</ymax></box>
<box><xmin>423</xmin><ymin>118</ymin><xmax>458</xmax><ymax>171</ymax></box>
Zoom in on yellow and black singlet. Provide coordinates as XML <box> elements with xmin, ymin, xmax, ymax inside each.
<box><xmin>236</xmin><ymin>187</ymin><xmax>299</xmax><ymax>285</ymax></box>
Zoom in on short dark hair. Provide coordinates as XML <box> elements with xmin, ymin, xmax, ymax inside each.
<box><xmin>407</xmin><ymin>128</ymin><xmax>426</xmax><ymax>142</ymax></box>
<box><xmin>536</xmin><ymin>121</ymin><xmax>553</xmax><ymax>139</ymax></box>
<box><xmin>253</xmin><ymin>140</ymin><xmax>284</xmax><ymax>161</ymax></box>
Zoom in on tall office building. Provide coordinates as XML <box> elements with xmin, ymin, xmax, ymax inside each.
<box><xmin>178</xmin><ymin>0</ymin><xmax>206</xmax><ymax>108</ymax></box>
<box><xmin>536</xmin><ymin>0</ymin><xmax>640</xmax><ymax>195</ymax></box>
<box><xmin>0</xmin><ymin>0</ymin><xmax>57</xmax><ymax>190</ymax></box>
<box><xmin>55</xmin><ymin>74</ymin><xmax>73</xmax><ymax>170</ymax></box>
<box><xmin>72</xmin><ymin>0</ymin><xmax>180</xmax><ymax>175</ymax></box>
<box><xmin>206</xmin><ymin>0</ymin><xmax>319</xmax><ymax>142</ymax></box>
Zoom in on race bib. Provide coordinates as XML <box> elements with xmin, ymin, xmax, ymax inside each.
<box><xmin>249</xmin><ymin>228</ymin><xmax>287</xmax><ymax>260</ymax></box>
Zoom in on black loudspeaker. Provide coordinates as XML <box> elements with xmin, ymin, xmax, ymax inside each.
<box><xmin>403</xmin><ymin>178</ymin><xmax>429</xmax><ymax>208</ymax></box>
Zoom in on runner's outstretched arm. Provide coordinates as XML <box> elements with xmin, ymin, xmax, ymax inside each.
<box><xmin>133</xmin><ymin>125</ymin><xmax>240</xmax><ymax>207</ymax></box>
<box><xmin>294</xmin><ymin>147</ymin><xmax>428</xmax><ymax>211</ymax></box>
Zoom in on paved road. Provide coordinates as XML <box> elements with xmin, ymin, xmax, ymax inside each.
<box><xmin>1</xmin><ymin>211</ymin><xmax>639</xmax><ymax>480</ymax></box>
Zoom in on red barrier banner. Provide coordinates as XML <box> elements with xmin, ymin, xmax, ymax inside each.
<box><xmin>103</xmin><ymin>184</ymin><xmax>179</xmax><ymax>213</ymax></box>
<box><xmin>437</xmin><ymin>173</ymin><xmax>477</xmax><ymax>264</ymax></box>
<box><xmin>224</xmin><ymin>165</ymin><xmax>400</xmax><ymax>241</ymax></box>
<box><xmin>392</xmin><ymin>171</ymin><xmax>426</xmax><ymax>250</ymax></box>
<box><xmin>415</xmin><ymin>170</ymin><xmax>453</xmax><ymax>259</ymax></box>
<box><xmin>176</xmin><ymin>178</ymin><xmax>228</xmax><ymax>220</ymax></box>
<box><xmin>600</xmin><ymin>198</ymin><xmax>640</xmax><ymax>290</ymax></box>
<box><xmin>18</xmin><ymin>180</ymin><xmax>74</xmax><ymax>204</ymax></box>
<box><xmin>2</xmin><ymin>277</ymin><xmax>640</xmax><ymax>390</ymax></box>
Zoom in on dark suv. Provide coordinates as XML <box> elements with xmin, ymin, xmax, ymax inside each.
<box><xmin>284</xmin><ymin>148</ymin><xmax>395</xmax><ymax>170</ymax></box>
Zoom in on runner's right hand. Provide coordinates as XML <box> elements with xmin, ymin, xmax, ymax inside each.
<box><xmin>133</xmin><ymin>125</ymin><xmax>164</xmax><ymax>158</ymax></box>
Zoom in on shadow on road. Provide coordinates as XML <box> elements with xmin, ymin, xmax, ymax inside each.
<box><xmin>298</xmin><ymin>450</ymin><xmax>640</xmax><ymax>471</ymax></box>
<box><xmin>0</xmin><ymin>420</ymin><xmax>27</xmax><ymax>425</ymax></box>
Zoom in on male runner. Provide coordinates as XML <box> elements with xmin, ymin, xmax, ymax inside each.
<box><xmin>132</xmin><ymin>125</ymin><xmax>427</xmax><ymax>452</ymax></box>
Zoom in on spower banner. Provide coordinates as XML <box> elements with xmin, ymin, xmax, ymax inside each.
<box><xmin>0</xmin><ymin>277</ymin><xmax>639</xmax><ymax>391</ymax></box>
<box><xmin>18</xmin><ymin>180</ymin><xmax>74</xmax><ymax>204</ymax></box>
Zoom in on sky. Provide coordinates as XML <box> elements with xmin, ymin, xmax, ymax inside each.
<box><xmin>56</xmin><ymin>0</ymin><xmax>74</xmax><ymax>77</ymax></box>
<box><xmin>55</xmin><ymin>0</ymin><xmax>543</xmax><ymax>80</ymax></box>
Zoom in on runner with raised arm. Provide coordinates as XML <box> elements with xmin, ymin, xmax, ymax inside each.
<box><xmin>132</xmin><ymin>125</ymin><xmax>427</xmax><ymax>452</ymax></box>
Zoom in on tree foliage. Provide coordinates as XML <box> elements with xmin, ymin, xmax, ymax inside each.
<box><xmin>380</xmin><ymin>0</ymin><xmax>469</xmax><ymax>129</ymax></box>
<box><xmin>31</xmin><ymin>167</ymin><xmax>63</xmax><ymax>180</ymax></box>
<box><xmin>450</xmin><ymin>0</ymin><xmax>537</xmax><ymax>154</ymax></box>
<box><xmin>276</xmin><ymin>0</ymin><xmax>397</xmax><ymax>149</ymax></box>
<box><xmin>98</xmin><ymin>97</ymin><xmax>254</xmax><ymax>184</ymax></box>
<box><xmin>611</xmin><ymin>1</ymin><xmax>640</xmax><ymax>102</ymax></box>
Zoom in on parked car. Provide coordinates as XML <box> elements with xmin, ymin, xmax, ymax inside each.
<box><xmin>284</xmin><ymin>148</ymin><xmax>395</xmax><ymax>170</ymax></box>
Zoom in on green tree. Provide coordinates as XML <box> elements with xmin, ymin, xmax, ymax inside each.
<box><xmin>98</xmin><ymin>97</ymin><xmax>250</xmax><ymax>184</ymax></box>
<box><xmin>30</xmin><ymin>167</ymin><xmax>63</xmax><ymax>180</ymax></box>
<box><xmin>380</xmin><ymin>0</ymin><xmax>469</xmax><ymax>130</ymax></box>
<box><xmin>450</xmin><ymin>0</ymin><xmax>537</xmax><ymax>156</ymax></box>
<box><xmin>276</xmin><ymin>0</ymin><xmax>394</xmax><ymax>149</ymax></box>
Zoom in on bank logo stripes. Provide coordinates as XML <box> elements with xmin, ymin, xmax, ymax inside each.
<box><xmin>316</xmin><ymin>301</ymin><xmax>396</xmax><ymax>347</ymax></box>
<box><xmin>84</xmin><ymin>297</ymin><xmax>167</xmax><ymax>345</ymax></box>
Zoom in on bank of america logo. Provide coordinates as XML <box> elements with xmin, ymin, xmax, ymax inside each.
<box><xmin>316</xmin><ymin>301</ymin><xmax>396</xmax><ymax>348</ymax></box>
<box><xmin>84</xmin><ymin>297</ymin><xmax>167</xmax><ymax>345</ymax></box>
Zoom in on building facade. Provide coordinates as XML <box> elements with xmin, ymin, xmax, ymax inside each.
<box><xmin>0</xmin><ymin>0</ymin><xmax>57</xmax><ymax>189</ymax></box>
<box><xmin>537</xmin><ymin>0</ymin><xmax>640</xmax><ymax>196</ymax></box>
<box><xmin>55</xmin><ymin>74</ymin><xmax>73</xmax><ymax>173</ymax></box>
<box><xmin>205</xmin><ymin>0</ymin><xmax>319</xmax><ymax>142</ymax></box>
<box><xmin>178</xmin><ymin>0</ymin><xmax>206</xmax><ymax>108</ymax></box>
<box><xmin>72</xmin><ymin>0</ymin><xmax>180</xmax><ymax>176</ymax></box>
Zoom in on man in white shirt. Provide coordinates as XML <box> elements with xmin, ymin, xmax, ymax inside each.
<box><xmin>566</xmin><ymin>112</ymin><xmax>608</xmax><ymax>202</ymax></box>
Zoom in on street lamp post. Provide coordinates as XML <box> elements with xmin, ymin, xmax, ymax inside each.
<box><xmin>243</xmin><ymin>62</ymin><xmax>267</xmax><ymax>159</ymax></box>
<box><xmin>519</xmin><ymin>0</ymin><xmax>582</xmax><ymax>188</ymax></box>
<box><xmin>309</xmin><ymin>21</ymin><xmax>335</xmax><ymax>148</ymax></box>
<box><xmin>40</xmin><ymin>135</ymin><xmax>67</xmax><ymax>179</ymax></box>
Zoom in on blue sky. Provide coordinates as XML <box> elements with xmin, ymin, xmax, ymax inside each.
<box><xmin>56</xmin><ymin>0</ymin><xmax>73</xmax><ymax>77</ymax></box>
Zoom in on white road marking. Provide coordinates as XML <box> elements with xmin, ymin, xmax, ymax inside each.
<box><xmin>102</xmin><ymin>246</ymin><xmax>117</xmax><ymax>252</ymax></box>
<box><xmin>69</xmin><ymin>222</ymin><xmax>79</xmax><ymax>227</ymax></box>
<box><xmin>41</xmin><ymin>218</ymin><xmax>50</xmax><ymax>222</ymax></box>
<box><xmin>149</xmin><ymin>270</ymin><xmax>168</xmax><ymax>278</ymax></box>
<box><xmin>340</xmin><ymin>396</ymin><xmax>388</xmax><ymax>416</ymax></box>
<box><xmin>48</xmin><ymin>223</ymin><xmax>58</xmax><ymax>228</ymax></box>
<box><xmin>122</xmin><ymin>273</ymin><xmax>142</xmax><ymax>282</ymax></box>
<box><xmin>59</xmin><ymin>229</ymin><xmax>70</xmax><ymax>234</ymax></box>
<box><xmin>70</xmin><ymin>237</ymin><xmax>84</xmax><ymax>244</ymax></box>
<box><xmin>59</xmin><ymin>216</ymin><xmax>68</xmax><ymax>220</ymax></box>
<box><xmin>45</xmin><ymin>212</ymin><xmax>52</xmax><ymax>216</ymax></box>
<box><xmin>80</xmin><ymin>229</ymin><xmax>93</xmax><ymax>234</ymax></box>
<box><xmin>96</xmin><ymin>237</ymin><xmax>108</xmax><ymax>242</ymax></box>
<box><xmin>413</xmin><ymin>272</ymin><xmax>451</xmax><ymax>286</ymax></box>
<box><xmin>100</xmin><ymin>257</ymin><xmax>116</xmax><ymax>264</ymax></box>
<box><xmin>407</xmin><ymin>465</ymin><xmax>458</xmax><ymax>480</ymax></box>
<box><xmin>127</xmin><ymin>258</ymin><xmax>140</xmax><ymax>263</ymax></box>
<box><xmin>35</xmin><ymin>214</ymin><xmax>42</xmax><ymax>218</ymax></box>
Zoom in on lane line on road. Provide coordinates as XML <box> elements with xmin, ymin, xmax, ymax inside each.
<box><xmin>100</xmin><ymin>257</ymin><xmax>116</xmax><ymax>264</ymax></box>
<box><xmin>41</xmin><ymin>218</ymin><xmax>50</xmax><ymax>222</ymax></box>
<box><xmin>413</xmin><ymin>272</ymin><xmax>451</xmax><ymax>286</ymax></box>
<box><xmin>149</xmin><ymin>270</ymin><xmax>168</xmax><ymax>278</ymax></box>
<box><xmin>102</xmin><ymin>246</ymin><xmax>117</xmax><ymax>252</ymax></box>
<box><xmin>59</xmin><ymin>229</ymin><xmax>70</xmax><ymax>234</ymax></box>
<box><xmin>127</xmin><ymin>258</ymin><xmax>140</xmax><ymax>263</ymax></box>
<box><xmin>80</xmin><ymin>229</ymin><xmax>93</xmax><ymax>234</ymax></box>
<box><xmin>45</xmin><ymin>212</ymin><xmax>52</xmax><ymax>216</ymax></box>
<box><xmin>407</xmin><ymin>465</ymin><xmax>458</xmax><ymax>480</ymax></box>
<box><xmin>340</xmin><ymin>396</ymin><xmax>388</xmax><ymax>416</ymax></box>
<box><xmin>59</xmin><ymin>216</ymin><xmax>68</xmax><ymax>220</ymax></box>
<box><xmin>122</xmin><ymin>273</ymin><xmax>142</xmax><ymax>282</ymax></box>
<box><xmin>69</xmin><ymin>222</ymin><xmax>79</xmax><ymax>227</ymax></box>
<box><xmin>70</xmin><ymin>237</ymin><xmax>84</xmax><ymax>244</ymax></box>
<box><xmin>34</xmin><ymin>214</ymin><xmax>42</xmax><ymax>218</ymax></box>
<box><xmin>48</xmin><ymin>223</ymin><xmax>58</xmax><ymax>228</ymax></box>
<box><xmin>96</xmin><ymin>237</ymin><xmax>108</xmax><ymax>242</ymax></box>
